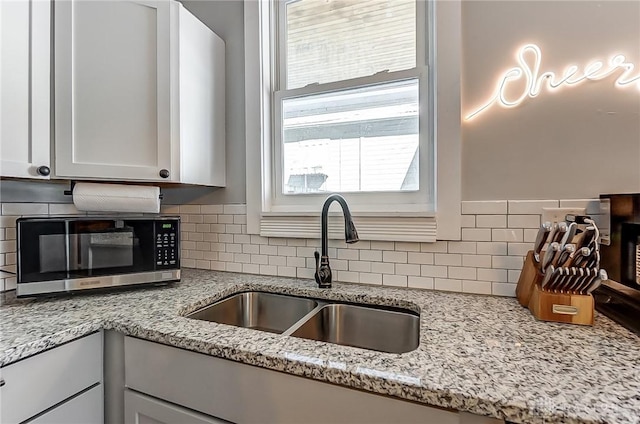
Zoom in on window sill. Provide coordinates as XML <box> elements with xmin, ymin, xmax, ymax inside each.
<box><xmin>260</xmin><ymin>212</ymin><xmax>437</xmax><ymax>242</ymax></box>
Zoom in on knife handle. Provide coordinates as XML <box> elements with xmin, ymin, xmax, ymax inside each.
<box><xmin>541</xmin><ymin>242</ymin><xmax>560</xmax><ymax>273</ymax></box>
<box><xmin>533</xmin><ymin>221</ymin><xmax>553</xmax><ymax>262</ymax></box>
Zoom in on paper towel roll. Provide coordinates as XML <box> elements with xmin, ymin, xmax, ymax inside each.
<box><xmin>72</xmin><ymin>183</ymin><xmax>160</xmax><ymax>213</ymax></box>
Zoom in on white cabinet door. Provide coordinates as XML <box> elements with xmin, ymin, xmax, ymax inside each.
<box><xmin>0</xmin><ymin>0</ymin><xmax>51</xmax><ymax>179</ymax></box>
<box><xmin>54</xmin><ymin>0</ymin><xmax>173</xmax><ymax>182</ymax></box>
<box><xmin>125</xmin><ymin>390</ymin><xmax>229</xmax><ymax>424</ymax></box>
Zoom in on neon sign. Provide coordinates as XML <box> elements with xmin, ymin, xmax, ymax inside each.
<box><xmin>465</xmin><ymin>44</ymin><xmax>640</xmax><ymax>121</ymax></box>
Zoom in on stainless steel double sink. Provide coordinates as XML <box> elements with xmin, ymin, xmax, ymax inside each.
<box><xmin>186</xmin><ymin>291</ymin><xmax>420</xmax><ymax>354</ymax></box>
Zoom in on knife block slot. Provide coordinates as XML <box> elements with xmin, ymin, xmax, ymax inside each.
<box><xmin>516</xmin><ymin>250</ymin><xmax>594</xmax><ymax>326</ymax></box>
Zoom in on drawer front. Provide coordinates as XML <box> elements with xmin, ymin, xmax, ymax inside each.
<box><xmin>30</xmin><ymin>384</ymin><xmax>103</xmax><ymax>424</ymax></box>
<box><xmin>125</xmin><ymin>389</ymin><xmax>229</xmax><ymax>424</ymax></box>
<box><xmin>0</xmin><ymin>332</ymin><xmax>102</xmax><ymax>424</ymax></box>
<box><xmin>125</xmin><ymin>336</ymin><xmax>460</xmax><ymax>424</ymax></box>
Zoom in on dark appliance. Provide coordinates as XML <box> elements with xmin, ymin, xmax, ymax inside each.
<box><xmin>596</xmin><ymin>193</ymin><xmax>640</xmax><ymax>334</ymax></box>
<box><xmin>16</xmin><ymin>216</ymin><xmax>180</xmax><ymax>297</ymax></box>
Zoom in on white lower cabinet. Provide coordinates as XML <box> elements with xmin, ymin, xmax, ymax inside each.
<box><xmin>125</xmin><ymin>390</ymin><xmax>229</xmax><ymax>424</ymax></box>
<box><xmin>30</xmin><ymin>385</ymin><xmax>103</xmax><ymax>424</ymax></box>
<box><xmin>124</xmin><ymin>336</ymin><xmax>503</xmax><ymax>424</ymax></box>
<box><xmin>0</xmin><ymin>332</ymin><xmax>103</xmax><ymax>424</ymax></box>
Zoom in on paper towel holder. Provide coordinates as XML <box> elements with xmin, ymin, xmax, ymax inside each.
<box><xmin>63</xmin><ymin>181</ymin><xmax>164</xmax><ymax>200</ymax></box>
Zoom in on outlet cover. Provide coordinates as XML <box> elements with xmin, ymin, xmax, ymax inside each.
<box><xmin>542</xmin><ymin>207</ymin><xmax>586</xmax><ymax>224</ymax></box>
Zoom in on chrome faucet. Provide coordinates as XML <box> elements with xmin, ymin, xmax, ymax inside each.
<box><xmin>314</xmin><ymin>194</ymin><xmax>359</xmax><ymax>288</ymax></box>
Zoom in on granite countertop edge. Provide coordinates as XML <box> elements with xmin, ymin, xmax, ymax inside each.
<box><xmin>2</xmin><ymin>268</ymin><xmax>639</xmax><ymax>424</ymax></box>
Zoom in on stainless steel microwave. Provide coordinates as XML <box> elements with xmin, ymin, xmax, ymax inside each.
<box><xmin>16</xmin><ymin>216</ymin><xmax>180</xmax><ymax>297</ymax></box>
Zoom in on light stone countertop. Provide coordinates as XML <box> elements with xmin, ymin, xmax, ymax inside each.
<box><xmin>1</xmin><ymin>268</ymin><xmax>639</xmax><ymax>424</ymax></box>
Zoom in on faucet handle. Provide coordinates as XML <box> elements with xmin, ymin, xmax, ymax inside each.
<box><xmin>314</xmin><ymin>251</ymin><xmax>321</xmax><ymax>285</ymax></box>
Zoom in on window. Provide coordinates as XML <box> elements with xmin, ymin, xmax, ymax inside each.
<box><xmin>245</xmin><ymin>0</ymin><xmax>462</xmax><ymax>241</ymax></box>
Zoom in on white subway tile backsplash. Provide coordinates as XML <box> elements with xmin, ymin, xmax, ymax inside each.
<box><xmin>448</xmin><ymin>241</ymin><xmax>476</xmax><ymax>254</ymax></box>
<box><xmin>277</xmin><ymin>266</ymin><xmax>297</xmax><ymax>277</ymax></box>
<box><xmin>435</xmin><ymin>278</ymin><xmax>462</xmax><ymax>292</ymax></box>
<box><xmin>492</xmin><ymin>229</ymin><xmax>523</xmax><ymax>242</ymax></box>
<box><xmin>337</xmin><ymin>249</ymin><xmax>359</xmax><ymax>261</ymax></box>
<box><xmin>337</xmin><ymin>271</ymin><xmax>360</xmax><ymax>283</ymax></box>
<box><xmin>382</xmin><ymin>250</ymin><xmax>407</xmax><ymax>263</ymax></box>
<box><xmin>383</xmin><ymin>274</ymin><xmax>407</xmax><ymax>287</ymax></box>
<box><xmin>421</xmin><ymin>265</ymin><xmax>447</xmax><ymax>278</ymax></box>
<box><xmin>434</xmin><ymin>253</ymin><xmax>462</xmax><ymax>266</ymax></box>
<box><xmin>462</xmin><ymin>254</ymin><xmax>492</xmax><ymax>268</ymax></box>
<box><xmin>408</xmin><ymin>276</ymin><xmax>434</xmax><ymax>290</ymax></box>
<box><xmin>394</xmin><ymin>242</ymin><xmax>421</xmax><ymax>252</ymax></box>
<box><xmin>360</xmin><ymin>249</ymin><xmax>382</xmax><ymax>262</ymax></box>
<box><xmin>448</xmin><ymin>266</ymin><xmax>476</xmax><ymax>280</ymax></box>
<box><xmin>372</xmin><ymin>262</ymin><xmax>395</xmax><ymax>274</ymax></box>
<box><xmin>226</xmin><ymin>262</ymin><xmax>242</xmax><ymax>272</ymax></box>
<box><xmin>223</xmin><ymin>204</ymin><xmax>247</xmax><ymax>215</ymax></box>
<box><xmin>420</xmin><ymin>241</ymin><xmax>448</xmax><ymax>253</ymax></box>
<box><xmin>287</xmin><ymin>256</ymin><xmax>306</xmax><ymax>268</ymax></box>
<box><xmin>492</xmin><ymin>255</ymin><xmax>525</xmax><ymax>270</ymax></box>
<box><xmin>242</xmin><ymin>244</ymin><xmax>260</xmax><ymax>254</ymax></box>
<box><xmin>201</xmin><ymin>205</ymin><xmax>224</xmax><ymax>214</ymax></box>
<box><xmin>507</xmin><ymin>243</ymin><xmax>533</xmax><ymax>256</ymax></box>
<box><xmin>476</xmin><ymin>215</ymin><xmax>507</xmax><ymax>228</ymax></box>
<box><xmin>259</xmin><ymin>264</ymin><xmax>278</xmax><ymax>276</ymax></box>
<box><xmin>477</xmin><ymin>268</ymin><xmax>508</xmax><ymax>282</ymax></box>
<box><xmin>349</xmin><ymin>261</ymin><xmax>372</xmax><ymax>273</ymax></box>
<box><xmin>243</xmin><ymin>263</ymin><xmax>260</xmax><ymax>274</ymax></box>
<box><xmin>507</xmin><ymin>215</ymin><xmax>540</xmax><ymax>229</ymax></box>
<box><xmin>395</xmin><ymin>263</ymin><xmax>421</xmax><ymax>276</ymax></box>
<box><xmin>371</xmin><ymin>241</ymin><xmax>395</xmax><ymax>250</ymax></box>
<box><xmin>0</xmin><ymin>198</ymin><xmax>586</xmax><ymax>296</ymax></box>
<box><xmin>492</xmin><ymin>282</ymin><xmax>516</xmax><ymax>297</ymax></box>
<box><xmin>179</xmin><ymin>205</ymin><xmax>201</xmax><ymax>214</ymax></box>
<box><xmin>462</xmin><ymin>280</ymin><xmax>492</xmax><ymax>295</ymax></box>
<box><xmin>461</xmin><ymin>200</ymin><xmax>507</xmax><ymax>215</ymax></box>
<box><xmin>461</xmin><ymin>228</ymin><xmax>491</xmax><ymax>241</ymax></box>
<box><xmin>476</xmin><ymin>242</ymin><xmax>507</xmax><ymax>255</ymax></box>
<box><xmin>2</xmin><ymin>203</ymin><xmax>49</xmax><ymax>215</ymax></box>
<box><xmin>461</xmin><ymin>215</ymin><xmax>476</xmax><ymax>228</ymax></box>
<box><xmin>508</xmin><ymin>200</ymin><xmax>558</xmax><ymax>214</ymax></box>
<box><xmin>360</xmin><ymin>273</ymin><xmax>382</xmax><ymax>285</ymax></box>
<box><xmin>523</xmin><ymin>229</ymin><xmax>539</xmax><ymax>243</ymax></box>
<box><xmin>407</xmin><ymin>252</ymin><xmax>434</xmax><ymax>265</ymax></box>
<box><xmin>508</xmin><ymin>269</ymin><xmax>522</xmax><ymax>283</ymax></box>
<box><xmin>48</xmin><ymin>203</ymin><xmax>83</xmax><ymax>215</ymax></box>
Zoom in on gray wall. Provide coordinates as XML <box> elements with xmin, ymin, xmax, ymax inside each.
<box><xmin>2</xmin><ymin>0</ymin><xmax>639</xmax><ymax>205</ymax></box>
<box><xmin>461</xmin><ymin>0</ymin><xmax>640</xmax><ymax>200</ymax></box>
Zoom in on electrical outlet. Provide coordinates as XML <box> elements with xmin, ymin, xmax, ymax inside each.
<box><xmin>541</xmin><ymin>207</ymin><xmax>586</xmax><ymax>224</ymax></box>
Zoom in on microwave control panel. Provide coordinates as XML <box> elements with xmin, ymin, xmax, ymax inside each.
<box><xmin>155</xmin><ymin>220</ymin><xmax>179</xmax><ymax>268</ymax></box>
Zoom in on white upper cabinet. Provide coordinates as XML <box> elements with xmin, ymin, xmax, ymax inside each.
<box><xmin>0</xmin><ymin>0</ymin><xmax>51</xmax><ymax>179</ymax></box>
<box><xmin>54</xmin><ymin>0</ymin><xmax>225</xmax><ymax>186</ymax></box>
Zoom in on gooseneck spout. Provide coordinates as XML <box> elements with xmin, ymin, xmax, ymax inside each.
<box><xmin>315</xmin><ymin>194</ymin><xmax>359</xmax><ymax>288</ymax></box>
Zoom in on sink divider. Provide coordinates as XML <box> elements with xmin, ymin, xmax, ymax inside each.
<box><xmin>281</xmin><ymin>301</ymin><xmax>328</xmax><ymax>336</ymax></box>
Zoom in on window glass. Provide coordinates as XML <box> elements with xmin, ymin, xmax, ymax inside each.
<box><xmin>282</xmin><ymin>79</ymin><xmax>419</xmax><ymax>194</ymax></box>
<box><xmin>285</xmin><ymin>0</ymin><xmax>416</xmax><ymax>89</ymax></box>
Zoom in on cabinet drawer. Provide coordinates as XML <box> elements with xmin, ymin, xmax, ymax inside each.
<box><xmin>125</xmin><ymin>336</ymin><xmax>460</xmax><ymax>424</ymax></box>
<box><xmin>125</xmin><ymin>389</ymin><xmax>229</xmax><ymax>424</ymax></box>
<box><xmin>30</xmin><ymin>384</ymin><xmax>103</xmax><ymax>424</ymax></box>
<box><xmin>0</xmin><ymin>332</ymin><xmax>102</xmax><ymax>424</ymax></box>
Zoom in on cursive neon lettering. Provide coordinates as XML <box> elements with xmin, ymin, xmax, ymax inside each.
<box><xmin>465</xmin><ymin>44</ymin><xmax>640</xmax><ymax>121</ymax></box>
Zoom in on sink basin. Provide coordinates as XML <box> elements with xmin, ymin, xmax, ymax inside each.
<box><xmin>186</xmin><ymin>292</ymin><xmax>318</xmax><ymax>334</ymax></box>
<box><xmin>289</xmin><ymin>304</ymin><xmax>420</xmax><ymax>353</ymax></box>
<box><xmin>187</xmin><ymin>291</ymin><xmax>420</xmax><ymax>353</ymax></box>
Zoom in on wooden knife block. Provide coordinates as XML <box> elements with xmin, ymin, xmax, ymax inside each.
<box><xmin>516</xmin><ymin>250</ymin><xmax>594</xmax><ymax>326</ymax></box>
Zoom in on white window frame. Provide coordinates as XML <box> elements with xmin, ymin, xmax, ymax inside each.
<box><xmin>245</xmin><ymin>0</ymin><xmax>461</xmax><ymax>242</ymax></box>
